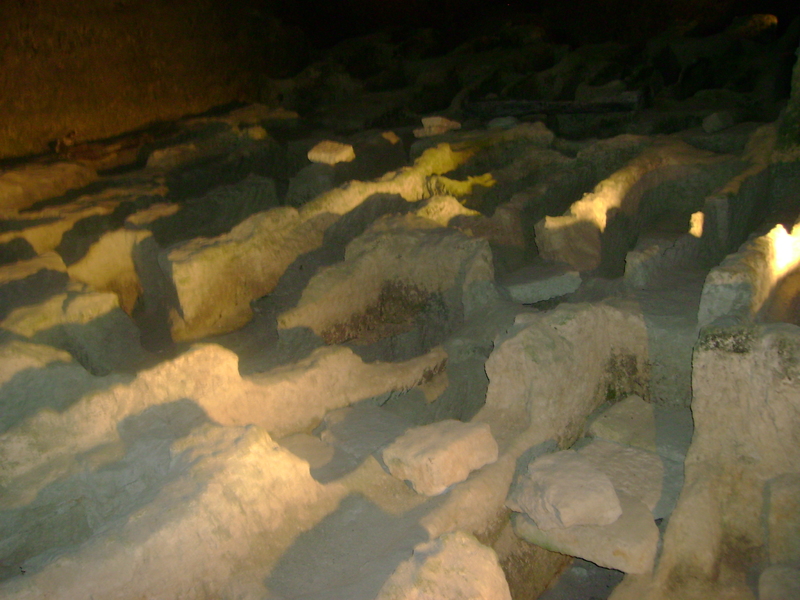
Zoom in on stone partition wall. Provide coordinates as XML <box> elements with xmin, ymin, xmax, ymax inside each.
<box><xmin>644</xmin><ymin>322</ymin><xmax>800</xmax><ymax>599</ymax></box>
<box><xmin>698</xmin><ymin>218</ymin><xmax>800</xmax><ymax>329</ymax></box>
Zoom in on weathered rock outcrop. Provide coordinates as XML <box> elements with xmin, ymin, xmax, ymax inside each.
<box><xmin>278</xmin><ymin>215</ymin><xmax>495</xmax><ymax>343</ymax></box>
<box><xmin>163</xmin><ymin>209</ymin><xmax>336</xmax><ymax>341</ymax></box>
<box><xmin>375</xmin><ymin>531</ymin><xmax>512</xmax><ymax>600</ymax></box>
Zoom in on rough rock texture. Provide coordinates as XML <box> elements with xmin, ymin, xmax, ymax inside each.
<box><xmin>646</xmin><ymin>323</ymin><xmax>800</xmax><ymax>599</ymax></box>
<box><xmin>588</xmin><ymin>395</ymin><xmax>657</xmax><ymax>452</ymax></box>
<box><xmin>277</xmin><ymin>215</ymin><xmax>495</xmax><ymax>342</ymax></box>
<box><xmin>163</xmin><ymin>208</ymin><xmax>336</xmax><ymax>341</ymax></box>
<box><xmin>414</xmin><ymin>116</ymin><xmax>462</xmax><ymax>138</ymax></box>
<box><xmin>0</xmin><ymin>343</ymin><xmax>448</xmax><ymax>507</ymax></box>
<box><xmin>382</xmin><ymin>420</ymin><xmax>499</xmax><ymax>496</ymax></box>
<box><xmin>307</xmin><ymin>140</ymin><xmax>356</xmax><ymax>164</ymax></box>
<box><xmin>506</xmin><ymin>449</ymin><xmax>622</xmax><ymax>530</ymax></box>
<box><xmin>1</xmin><ymin>289</ymin><xmax>147</xmax><ymax>375</ymax></box>
<box><xmin>0</xmin><ymin>425</ymin><xmax>331</xmax><ymax>600</ymax></box>
<box><xmin>298</xmin><ymin>142</ymin><xmax>478</xmax><ymax>220</ymax></box>
<box><xmin>0</xmin><ymin>163</ymin><xmax>97</xmax><ymax>213</ymax></box>
<box><xmin>66</xmin><ymin>228</ymin><xmax>152</xmax><ymax>314</ymax></box>
<box><xmin>0</xmin><ymin>8</ymin><xmax>798</xmax><ymax>598</ymax></box>
<box><xmin>0</xmin><ymin>177</ymin><xmax>166</xmax><ymax>261</ymax></box>
<box><xmin>477</xmin><ymin>301</ymin><xmax>650</xmax><ymax>450</ymax></box>
<box><xmin>578</xmin><ymin>439</ymin><xmax>663</xmax><ymax>514</ymax></box>
<box><xmin>0</xmin><ymin>253</ymin><xmax>68</xmax><ymax>319</ymax></box>
<box><xmin>498</xmin><ymin>262</ymin><xmax>582</xmax><ymax>304</ymax></box>
<box><xmin>375</xmin><ymin>531</ymin><xmax>511</xmax><ymax>600</ymax></box>
<box><xmin>699</xmin><ymin>222</ymin><xmax>800</xmax><ymax>328</ymax></box>
<box><xmin>0</xmin><ymin>341</ymin><xmax>88</xmax><ymax>434</ymax></box>
<box><xmin>415</xmin><ymin>194</ymin><xmax>480</xmax><ymax>226</ymax></box>
<box><xmin>513</xmin><ymin>491</ymin><xmax>659</xmax><ymax>574</ymax></box>
<box><xmin>766</xmin><ymin>473</ymin><xmax>800</xmax><ymax>566</ymax></box>
<box><xmin>759</xmin><ymin>565</ymin><xmax>800</xmax><ymax>600</ymax></box>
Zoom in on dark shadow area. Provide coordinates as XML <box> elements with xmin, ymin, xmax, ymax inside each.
<box><xmin>598</xmin><ymin>207</ymin><xmax>637</xmax><ymax>278</ymax></box>
<box><xmin>20</xmin><ymin>305</ymin><xmax>150</xmax><ymax>376</ymax></box>
<box><xmin>310</xmin><ymin>403</ymin><xmax>412</xmax><ymax>484</ymax></box>
<box><xmin>265</xmin><ymin>493</ymin><xmax>432</xmax><ymax>600</ymax></box>
<box><xmin>537</xmin><ymin>558</ymin><xmax>624</xmax><ymax>600</ymax></box>
<box><xmin>652</xmin><ymin>405</ymin><xmax>694</xmax><ymax>519</ymax></box>
<box><xmin>238</xmin><ymin>193</ymin><xmax>412</xmax><ymax>372</ymax></box>
<box><xmin>130</xmin><ymin>235</ymin><xmax>180</xmax><ymax>356</ymax></box>
<box><xmin>0</xmin><ymin>269</ymin><xmax>69</xmax><ymax>321</ymax></box>
<box><xmin>20</xmin><ymin>178</ymin><xmax>127</xmax><ymax>213</ymax></box>
<box><xmin>55</xmin><ymin>200</ymin><xmax>144</xmax><ymax>265</ymax></box>
<box><xmin>0</xmin><ymin>238</ymin><xmax>37</xmax><ymax>267</ymax></box>
<box><xmin>0</xmin><ymin>216</ymin><xmax>61</xmax><ymax>234</ymax></box>
<box><xmin>162</xmin><ymin>136</ymin><xmax>287</xmax><ymax>206</ymax></box>
<box><xmin>0</xmin><ymin>355</ymin><xmax>119</xmax><ymax>435</ymax></box>
<box><xmin>149</xmin><ymin>174</ymin><xmax>281</xmax><ymax>248</ymax></box>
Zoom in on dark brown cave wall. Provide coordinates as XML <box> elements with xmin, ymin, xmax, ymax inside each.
<box><xmin>780</xmin><ymin>38</ymin><xmax>800</xmax><ymax>148</ymax></box>
<box><xmin>2</xmin><ymin>0</ymin><xmax>796</xmax><ymax>160</ymax></box>
<box><xmin>0</xmin><ymin>0</ymin><xmax>280</xmax><ymax>160</ymax></box>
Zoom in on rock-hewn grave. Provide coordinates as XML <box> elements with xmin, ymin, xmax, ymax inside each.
<box><xmin>1</xmin><ymin>11</ymin><xmax>800</xmax><ymax>600</ymax></box>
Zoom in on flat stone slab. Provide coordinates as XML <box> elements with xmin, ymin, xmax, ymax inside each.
<box><xmin>512</xmin><ymin>491</ymin><xmax>659</xmax><ymax>574</ymax></box>
<box><xmin>588</xmin><ymin>395</ymin><xmax>656</xmax><ymax>452</ymax></box>
<box><xmin>499</xmin><ymin>262</ymin><xmax>581</xmax><ymax>304</ymax></box>
<box><xmin>506</xmin><ymin>449</ymin><xmax>622</xmax><ymax>530</ymax></box>
<box><xmin>375</xmin><ymin>531</ymin><xmax>511</xmax><ymax>600</ymax></box>
<box><xmin>307</xmin><ymin>140</ymin><xmax>356</xmax><ymax>164</ymax></box>
<box><xmin>578</xmin><ymin>439</ymin><xmax>663</xmax><ymax>514</ymax></box>
<box><xmin>414</xmin><ymin>116</ymin><xmax>462</xmax><ymax>138</ymax></box>
<box><xmin>381</xmin><ymin>420</ymin><xmax>498</xmax><ymax>496</ymax></box>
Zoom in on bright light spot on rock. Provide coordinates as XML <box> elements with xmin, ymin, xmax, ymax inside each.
<box><xmin>768</xmin><ymin>223</ymin><xmax>800</xmax><ymax>279</ymax></box>
<box><xmin>689</xmin><ymin>212</ymin><xmax>704</xmax><ymax>238</ymax></box>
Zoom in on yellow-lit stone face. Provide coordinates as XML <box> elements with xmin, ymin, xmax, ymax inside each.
<box><xmin>768</xmin><ymin>223</ymin><xmax>800</xmax><ymax>280</ymax></box>
<box><xmin>690</xmin><ymin>212</ymin><xmax>704</xmax><ymax>238</ymax></box>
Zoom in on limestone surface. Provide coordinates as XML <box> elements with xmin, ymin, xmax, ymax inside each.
<box><xmin>588</xmin><ymin>395</ymin><xmax>657</xmax><ymax>452</ymax></box>
<box><xmin>0</xmin><ymin>343</ymin><xmax>448</xmax><ymax>507</ymax></box>
<box><xmin>499</xmin><ymin>262</ymin><xmax>582</xmax><ymax>304</ymax></box>
<box><xmin>277</xmin><ymin>214</ymin><xmax>495</xmax><ymax>342</ymax></box>
<box><xmin>1</xmin><ymin>289</ymin><xmax>147</xmax><ymax>375</ymax></box>
<box><xmin>535</xmin><ymin>139</ymin><xmax>727</xmax><ymax>271</ymax></box>
<box><xmin>0</xmin><ymin>425</ymin><xmax>331</xmax><ymax>600</ymax></box>
<box><xmin>66</xmin><ymin>228</ymin><xmax>152</xmax><ymax>314</ymax></box>
<box><xmin>382</xmin><ymin>420</ymin><xmax>499</xmax><ymax>496</ymax></box>
<box><xmin>653</xmin><ymin>323</ymin><xmax>800</xmax><ymax>598</ymax></box>
<box><xmin>414</xmin><ymin>116</ymin><xmax>462</xmax><ymax>138</ymax></box>
<box><xmin>578</xmin><ymin>439</ymin><xmax>663</xmax><ymax>514</ymax></box>
<box><xmin>478</xmin><ymin>301</ymin><xmax>649</xmax><ymax>449</ymax></box>
<box><xmin>307</xmin><ymin>140</ymin><xmax>356</xmax><ymax>164</ymax></box>
<box><xmin>0</xmin><ymin>162</ymin><xmax>97</xmax><ymax>213</ymax></box>
<box><xmin>506</xmin><ymin>449</ymin><xmax>622</xmax><ymax>530</ymax></box>
<box><xmin>766</xmin><ymin>473</ymin><xmax>800</xmax><ymax>565</ymax></box>
<box><xmin>512</xmin><ymin>491</ymin><xmax>659</xmax><ymax>574</ymax></box>
<box><xmin>759</xmin><ymin>565</ymin><xmax>800</xmax><ymax>600</ymax></box>
<box><xmin>163</xmin><ymin>207</ymin><xmax>336</xmax><ymax>340</ymax></box>
<box><xmin>375</xmin><ymin>531</ymin><xmax>511</xmax><ymax>600</ymax></box>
